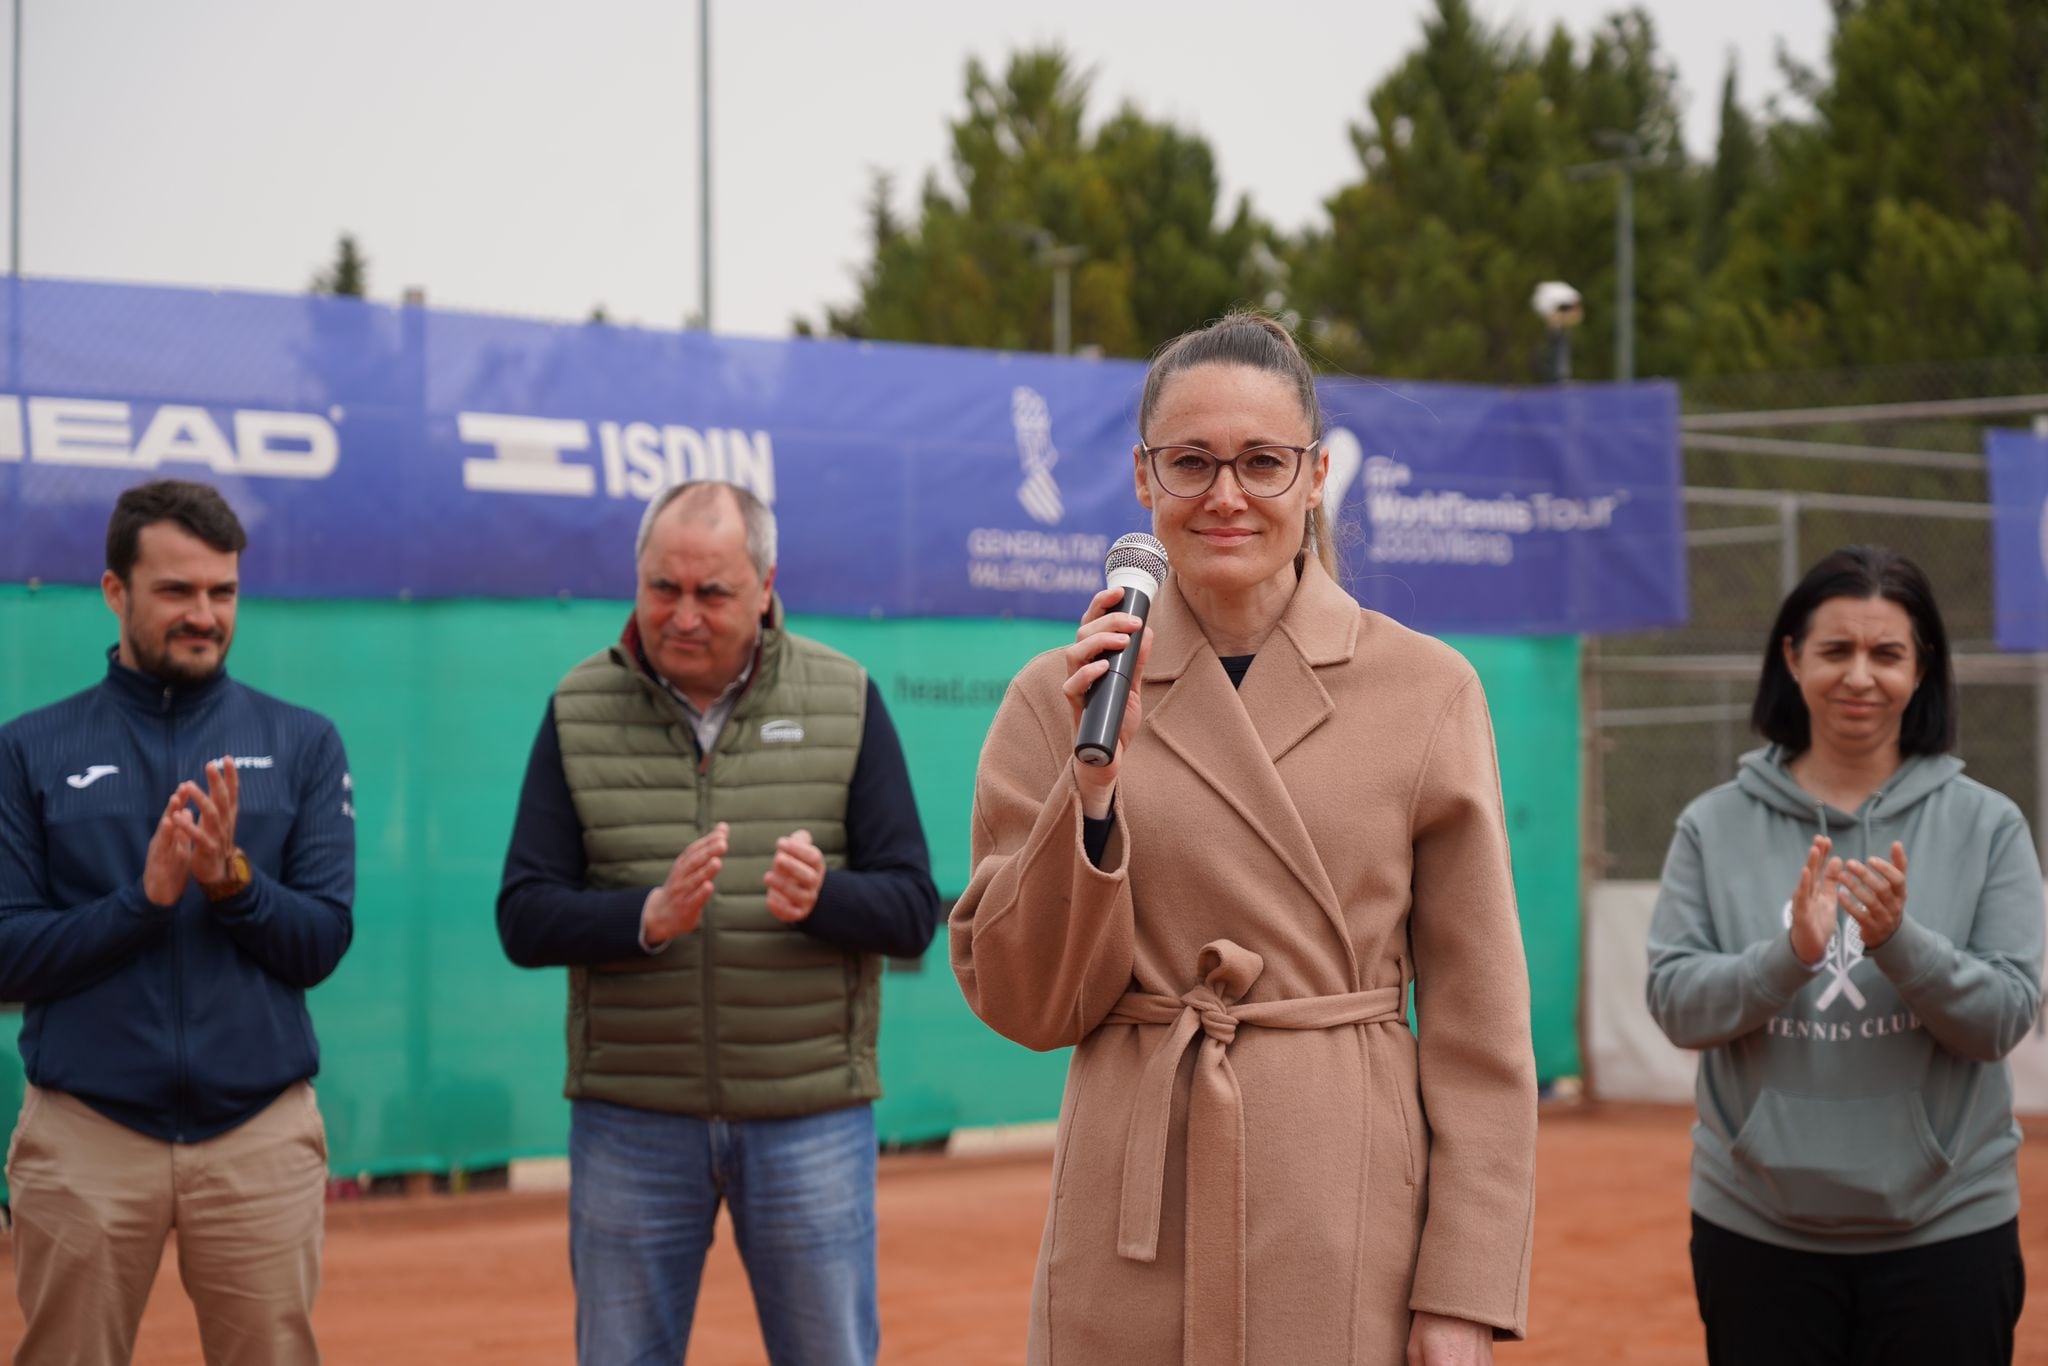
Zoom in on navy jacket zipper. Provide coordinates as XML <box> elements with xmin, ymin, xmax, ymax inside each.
<box><xmin>164</xmin><ymin>684</ymin><xmax>190</xmax><ymax>1143</ymax></box>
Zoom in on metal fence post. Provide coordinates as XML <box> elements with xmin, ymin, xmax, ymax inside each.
<box><xmin>2037</xmin><ymin>415</ymin><xmax>2048</xmax><ymax>872</ymax></box>
<box><xmin>1778</xmin><ymin>494</ymin><xmax>1801</xmax><ymax>596</ymax></box>
<box><xmin>1578</xmin><ymin>633</ymin><xmax>1604</xmax><ymax>1095</ymax></box>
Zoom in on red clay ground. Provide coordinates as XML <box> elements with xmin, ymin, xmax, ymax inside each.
<box><xmin>5</xmin><ymin>1104</ymin><xmax>2046</xmax><ymax>1363</ymax></box>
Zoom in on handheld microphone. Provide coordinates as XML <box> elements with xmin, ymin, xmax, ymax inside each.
<box><xmin>1075</xmin><ymin>533</ymin><xmax>1170</xmax><ymax>767</ymax></box>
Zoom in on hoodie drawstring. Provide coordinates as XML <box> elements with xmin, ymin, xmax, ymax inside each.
<box><xmin>1814</xmin><ymin>803</ymin><xmax>1843</xmax><ymax>955</ymax></box>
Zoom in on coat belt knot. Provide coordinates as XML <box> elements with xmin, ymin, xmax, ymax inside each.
<box><xmin>1180</xmin><ymin>983</ymin><xmax>1239</xmax><ymax>1045</ymax></box>
<box><xmin>1102</xmin><ymin>938</ymin><xmax>1407</xmax><ymax>1366</ymax></box>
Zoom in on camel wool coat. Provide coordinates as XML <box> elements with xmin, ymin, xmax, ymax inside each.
<box><xmin>952</xmin><ymin>559</ymin><xmax>1537</xmax><ymax>1366</ymax></box>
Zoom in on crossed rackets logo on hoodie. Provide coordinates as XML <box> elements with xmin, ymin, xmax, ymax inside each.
<box><xmin>1781</xmin><ymin>900</ymin><xmax>1867</xmax><ymax>1011</ymax></box>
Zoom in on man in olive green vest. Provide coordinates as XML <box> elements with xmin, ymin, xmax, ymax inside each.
<box><xmin>496</xmin><ymin>480</ymin><xmax>942</xmax><ymax>1366</ymax></box>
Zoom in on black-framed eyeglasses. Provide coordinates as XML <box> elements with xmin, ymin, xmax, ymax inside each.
<box><xmin>1141</xmin><ymin>443</ymin><xmax>1316</xmax><ymax>500</ymax></box>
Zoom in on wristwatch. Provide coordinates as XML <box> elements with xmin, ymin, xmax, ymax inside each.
<box><xmin>200</xmin><ymin>848</ymin><xmax>253</xmax><ymax>902</ymax></box>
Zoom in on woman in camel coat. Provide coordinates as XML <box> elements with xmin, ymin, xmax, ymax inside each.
<box><xmin>952</xmin><ymin>314</ymin><xmax>1537</xmax><ymax>1366</ymax></box>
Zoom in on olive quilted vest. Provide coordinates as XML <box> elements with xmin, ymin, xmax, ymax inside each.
<box><xmin>552</xmin><ymin>618</ymin><xmax>876</xmax><ymax>1117</ymax></box>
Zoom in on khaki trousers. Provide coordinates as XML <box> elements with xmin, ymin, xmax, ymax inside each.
<box><xmin>5</xmin><ymin>1081</ymin><xmax>327</xmax><ymax>1366</ymax></box>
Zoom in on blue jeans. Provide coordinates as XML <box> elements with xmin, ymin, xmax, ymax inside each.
<box><xmin>568</xmin><ymin>1098</ymin><xmax>879</xmax><ymax>1366</ymax></box>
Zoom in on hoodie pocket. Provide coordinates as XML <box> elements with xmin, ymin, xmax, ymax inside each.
<box><xmin>1730</xmin><ymin>1088</ymin><xmax>1952</xmax><ymax>1232</ymax></box>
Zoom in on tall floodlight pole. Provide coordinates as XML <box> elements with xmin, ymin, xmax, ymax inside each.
<box><xmin>1007</xmin><ymin>225</ymin><xmax>1087</xmax><ymax>354</ymax></box>
<box><xmin>1045</xmin><ymin>244</ymin><xmax>1084</xmax><ymax>355</ymax></box>
<box><xmin>1529</xmin><ymin>282</ymin><xmax>1583</xmax><ymax>383</ymax></box>
<box><xmin>1567</xmin><ymin>132</ymin><xmax>1648</xmax><ymax>382</ymax></box>
<box><xmin>1052</xmin><ymin>253</ymin><xmax>1069</xmax><ymax>356</ymax></box>
<box><xmin>1024</xmin><ymin>231</ymin><xmax>1085</xmax><ymax>355</ymax></box>
<box><xmin>10</xmin><ymin>0</ymin><xmax>21</xmax><ymax>276</ymax></box>
<box><xmin>698</xmin><ymin>0</ymin><xmax>711</xmax><ymax>330</ymax></box>
<box><xmin>1614</xmin><ymin>162</ymin><xmax>1633</xmax><ymax>381</ymax></box>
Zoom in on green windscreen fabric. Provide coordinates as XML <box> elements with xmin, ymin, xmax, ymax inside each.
<box><xmin>0</xmin><ymin>586</ymin><xmax>1578</xmax><ymax>1180</ymax></box>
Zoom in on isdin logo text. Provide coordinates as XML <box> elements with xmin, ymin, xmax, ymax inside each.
<box><xmin>457</xmin><ymin>412</ymin><xmax>776</xmax><ymax>505</ymax></box>
<box><xmin>1011</xmin><ymin>386</ymin><xmax>1063</xmax><ymax>525</ymax></box>
<box><xmin>0</xmin><ymin>396</ymin><xmax>339</xmax><ymax>478</ymax></box>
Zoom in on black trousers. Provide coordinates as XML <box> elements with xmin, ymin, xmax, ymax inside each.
<box><xmin>1690</xmin><ymin>1213</ymin><xmax>2025</xmax><ymax>1366</ymax></box>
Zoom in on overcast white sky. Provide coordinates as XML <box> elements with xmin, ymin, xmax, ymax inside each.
<box><xmin>19</xmin><ymin>0</ymin><xmax>1832</xmax><ymax>339</ymax></box>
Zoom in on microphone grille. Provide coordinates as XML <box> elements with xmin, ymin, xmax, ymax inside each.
<box><xmin>1105</xmin><ymin>532</ymin><xmax>1169</xmax><ymax>582</ymax></box>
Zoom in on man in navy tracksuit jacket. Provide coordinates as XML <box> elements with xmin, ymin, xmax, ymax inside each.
<box><xmin>0</xmin><ymin>480</ymin><xmax>354</xmax><ymax>1366</ymax></box>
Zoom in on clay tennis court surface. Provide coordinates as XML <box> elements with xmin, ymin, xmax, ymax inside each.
<box><xmin>5</xmin><ymin>1103</ymin><xmax>2047</xmax><ymax>1363</ymax></box>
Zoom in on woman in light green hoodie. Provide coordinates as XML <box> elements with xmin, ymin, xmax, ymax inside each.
<box><xmin>1648</xmin><ymin>545</ymin><xmax>2042</xmax><ymax>1366</ymax></box>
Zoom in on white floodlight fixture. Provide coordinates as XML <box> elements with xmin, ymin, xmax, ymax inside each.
<box><xmin>1531</xmin><ymin>281</ymin><xmax>1585</xmax><ymax>331</ymax></box>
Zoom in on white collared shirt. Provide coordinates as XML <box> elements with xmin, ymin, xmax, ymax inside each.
<box><xmin>644</xmin><ymin>646</ymin><xmax>757</xmax><ymax>758</ymax></box>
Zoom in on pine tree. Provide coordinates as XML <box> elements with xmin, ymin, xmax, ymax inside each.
<box><xmin>808</xmin><ymin>48</ymin><xmax>1276</xmax><ymax>356</ymax></box>
<box><xmin>310</xmin><ymin>234</ymin><xmax>368</xmax><ymax>297</ymax></box>
<box><xmin>1698</xmin><ymin>62</ymin><xmax>1755</xmax><ymax>275</ymax></box>
<box><xmin>1294</xmin><ymin>1</ymin><xmax>1697</xmax><ymax>381</ymax></box>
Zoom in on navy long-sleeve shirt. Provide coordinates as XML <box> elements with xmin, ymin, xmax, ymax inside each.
<box><xmin>497</xmin><ymin>677</ymin><xmax>942</xmax><ymax>966</ymax></box>
<box><xmin>0</xmin><ymin>652</ymin><xmax>355</xmax><ymax>1142</ymax></box>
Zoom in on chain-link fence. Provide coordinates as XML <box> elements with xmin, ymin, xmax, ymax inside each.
<box><xmin>1591</xmin><ymin>357</ymin><xmax>2048</xmax><ymax>881</ymax></box>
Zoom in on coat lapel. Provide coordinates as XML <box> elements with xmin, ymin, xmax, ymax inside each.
<box><xmin>1142</xmin><ymin>561</ymin><xmax>1362</xmax><ymax>977</ymax></box>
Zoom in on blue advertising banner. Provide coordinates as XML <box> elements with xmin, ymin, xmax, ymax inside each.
<box><xmin>1989</xmin><ymin>428</ymin><xmax>2048</xmax><ymax>650</ymax></box>
<box><xmin>0</xmin><ymin>278</ymin><xmax>1684</xmax><ymax>632</ymax></box>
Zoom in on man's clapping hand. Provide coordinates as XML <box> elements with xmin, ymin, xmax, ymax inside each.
<box><xmin>642</xmin><ymin>823</ymin><xmax>729</xmax><ymax>947</ymax></box>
